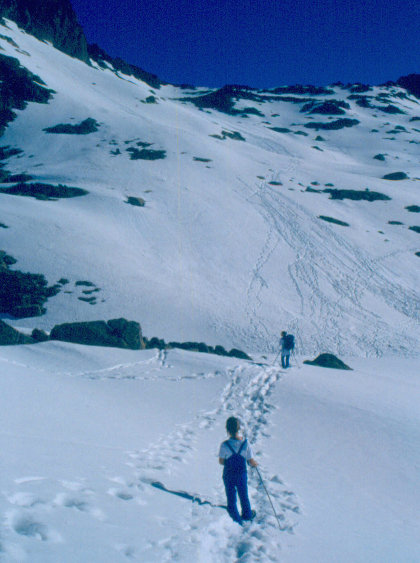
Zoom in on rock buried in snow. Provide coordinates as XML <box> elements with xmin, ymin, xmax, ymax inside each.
<box><xmin>303</xmin><ymin>353</ymin><xmax>352</xmax><ymax>370</ymax></box>
<box><xmin>0</xmin><ymin>320</ymin><xmax>35</xmax><ymax>345</ymax></box>
<box><xmin>50</xmin><ymin>318</ymin><xmax>145</xmax><ymax>350</ymax></box>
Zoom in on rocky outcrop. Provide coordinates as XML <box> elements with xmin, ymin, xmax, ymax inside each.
<box><xmin>303</xmin><ymin>353</ymin><xmax>352</xmax><ymax>370</ymax></box>
<box><xmin>31</xmin><ymin>328</ymin><xmax>49</xmax><ymax>342</ymax></box>
<box><xmin>50</xmin><ymin>318</ymin><xmax>145</xmax><ymax>350</ymax></box>
<box><xmin>0</xmin><ymin>251</ymin><xmax>60</xmax><ymax>318</ymax></box>
<box><xmin>144</xmin><ymin>337</ymin><xmax>252</xmax><ymax>360</ymax></box>
<box><xmin>0</xmin><ymin>0</ymin><xmax>89</xmax><ymax>62</ymax></box>
<box><xmin>0</xmin><ymin>320</ymin><xmax>34</xmax><ymax>345</ymax></box>
<box><xmin>126</xmin><ymin>196</ymin><xmax>145</xmax><ymax>207</ymax></box>
<box><xmin>87</xmin><ymin>43</ymin><xmax>163</xmax><ymax>89</ymax></box>
<box><xmin>397</xmin><ymin>74</ymin><xmax>420</xmax><ymax>99</ymax></box>
<box><xmin>0</xmin><ymin>54</ymin><xmax>54</xmax><ymax>136</ymax></box>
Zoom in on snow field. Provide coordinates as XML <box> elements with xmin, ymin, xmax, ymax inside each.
<box><xmin>1</xmin><ymin>20</ymin><xmax>419</xmax><ymax>355</ymax></box>
<box><xmin>1</xmin><ymin>344</ymin><xmax>419</xmax><ymax>561</ymax></box>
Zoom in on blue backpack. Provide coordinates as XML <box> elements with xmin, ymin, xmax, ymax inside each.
<box><xmin>284</xmin><ymin>334</ymin><xmax>295</xmax><ymax>350</ymax></box>
<box><xmin>223</xmin><ymin>440</ymin><xmax>247</xmax><ymax>478</ymax></box>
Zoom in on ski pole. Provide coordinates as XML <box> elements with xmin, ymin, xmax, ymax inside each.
<box><xmin>292</xmin><ymin>348</ymin><xmax>300</xmax><ymax>369</ymax></box>
<box><xmin>254</xmin><ymin>467</ymin><xmax>282</xmax><ymax>531</ymax></box>
<box><xmin>272</xmin><ymin>349</ymin><xmax>281</xmax><ymax>366</ymax></box>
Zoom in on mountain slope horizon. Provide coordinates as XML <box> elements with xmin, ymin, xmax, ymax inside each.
<box><xmin>0</xmin><ymin>12</ymin><xmax>419</xmax><ymax>357</ymax></box>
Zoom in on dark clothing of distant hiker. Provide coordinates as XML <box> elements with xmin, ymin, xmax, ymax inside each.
<box><xmin>280</xmin><ymin>331</ymin><xmax>291</xmax><ymax>368</ymax></box>
<box><xmin>219</xmin><ymin>417</ymin><xmax>257</xmax><ymax>525</ymax></box>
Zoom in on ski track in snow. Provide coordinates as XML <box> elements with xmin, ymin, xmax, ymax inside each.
<box><xmin>241</xmin><ymin>158</ymin><xmax>420</xmax><ymax>356</ymax></box>
<box><xmin>126</xmin><ymin>362</ymin><xmax>299</xmax><ymax>562</ymax></box>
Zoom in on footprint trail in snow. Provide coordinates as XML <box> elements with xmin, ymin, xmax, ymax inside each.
<box><xmin>128</xmin><ymin>361</ymin><xmax>300</xmax><ymax>562</ymax></box>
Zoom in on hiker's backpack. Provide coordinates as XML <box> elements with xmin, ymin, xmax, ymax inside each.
<box><xmin>223</xmin><ymin>440</ymin><xmax>247</xmax><ymax>478</ymax></box>
<box><xmin>284</xmin><ymin>334</ymin><xmax>295</xmax><ymax>350</ymax></box>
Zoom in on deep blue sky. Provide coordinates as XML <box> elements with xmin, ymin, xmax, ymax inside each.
<box><xmin>70</xmin><ymin>0</ymin><xmax>419</xmax><ymax>88</ymax></box>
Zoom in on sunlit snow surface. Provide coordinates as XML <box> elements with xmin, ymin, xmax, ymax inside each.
<box><xmin>0</xmin><ymin>20</ymin><xmax>419</xmax><ymax>356</ymax></box>
<box><xmin>0</xmin><ymin>19</ymin><xmax>419</xmax><ymax>562</ymax></box>
<box><xmin>0</xmin><ymin>345</ymin><xmax>419</xmax><ymax>562</ymax></box>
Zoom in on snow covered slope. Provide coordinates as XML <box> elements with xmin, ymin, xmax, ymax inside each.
<box><xmin>0</xmin><ymin>345</ymin><xmax>419</xmax><ymax>561</ymax></box>
<box><xmin>1</xmin><ymin>19</ymin><xmax>419</xmax><ymax>355</ymax></box>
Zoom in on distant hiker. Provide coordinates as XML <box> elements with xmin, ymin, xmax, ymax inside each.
<box><xmin>280</xmin><ymin>331</ymin><xmax>294</xmax><ymax>368</ymax></box>
<box><xmin>219</xmin><ymin>416</ymin><xmax>257</xmax><ymax>525</ymax></box>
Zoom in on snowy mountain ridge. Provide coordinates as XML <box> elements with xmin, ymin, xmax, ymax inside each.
<box><xmin>0</xmin><ymin>17</ymin><xmax>419</xmax><ymax>356</ymax></box>
<box><xmin>1</xmin><ymin>12</ymin><xmax>420</xmax><ymax>563</ymax></box>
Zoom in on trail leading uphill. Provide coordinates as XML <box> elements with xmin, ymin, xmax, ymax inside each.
<box><xmin>127</xmin><ymin>361</ymin><xmax>300</xmax><ymax>562</ymax></box>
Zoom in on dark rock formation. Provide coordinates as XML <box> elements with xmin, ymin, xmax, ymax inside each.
<box><xmin>0</xmin><ymin>251</ymin><xmax>60</xmax><ymax>318</ymax></box>
<box><xmin>160</xmin><ymin>339</ymin><xmax>251</xmax><ymax>360</ymax></box>
<box><xmin>87</xmin><ymin>43</ymin><xmax>163</xmax><ymax>89</ymax></box>
<box><xmin>210</xmin><ymin>130</ymin><xmax>245</xmax><ymax>141</ymax></box>
<box><xmin>0</xmin><ymin>54</ymin><xmax>54</xmax><ymax>136</ymax></box>
<box><xmin>269</xmin><ymin>127</ymin><xmax>292</xmax><ymax>133</ymax></box>
<box><xmin>50</xmin><ymin>318</ymin><xmax>145</xmax><ymax>350</ymax></box>
<box><xmin>301</xmin><ymin>100</ymin><xmax>350</xmax><ymax>115</ymax></box>
<box><xmin>0</xmin><ymin>182</ymin><xmax>88</xmax><ymax>200</ymax></box>
<box><xmin>228</xmin><ymin>348</ymin><xmax>251</xmax><ymax>360</ymax></box>
<box><xmin>180</xmin><ymin>85</ymin><xmax>264</xmax><ymax>116</ymax></box>
<box><xmin>126</xmin><ymin>147</ymin><xmax>166</xmax><ymax>160</ymax></box>
<box><xmin>303</xmin><ymin>353</ymin><xmax>352</xmax><ymax>370</ymax></box>
<box><xmin>348</xmin><ymin>84</ymin><xmax>372</xmax><ymax>93</ymax></box>
<box><xmin>0</xmin><ymin>320</ymin><xmax>34</xmax><ymax>345</ymax></box>
<box><xmin>271</xmin><ymin>85</ymin><xmax>334</xmax><ymax>95</ymax></box>
<box><xmin>304</xmin><ymin>118</ymin><xmax>360</xmax><ymax>131</ymax></box>
<box><xmin>31</xmin><ymin>328</ymin><xmax>49</xmax><ymax>342</ymax></box>
<box><xmin>0</xmin><ymin>0</ymin><xmax>89</xmax><ymax>62</ymax></box>
<box><xmin>397</xmin><ymin>74</ymin><xmax>420</xmax><ymax>99</ymax></box>
<box><xmin>323</xmin><ymin>189</ymin><xmax>390</xmax><ymax>202</ymax></box>
<box><xmin>126</xmin><ymin>196</ymin><xmax>145</xmax><ymax>207</ymax></box>
<box><xmin>318</xmin><ymin>215</ymin><xmax>350</xmax><ymax>226</ymax></box>
<box><xmin>43</xmin><ymin>118</ymin><xmax>99</xmax><ymax>134</ymax></box>
<box><xmin>382</xmin><ymin>172</ymin><xmax>408</xmax><ymax>181</ymax></box>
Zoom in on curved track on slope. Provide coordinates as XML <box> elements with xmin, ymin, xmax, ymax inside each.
<box><xmin>242</xmin><ymin>160</ymin><xmax>420</xmax><ymax>356</ymax></box>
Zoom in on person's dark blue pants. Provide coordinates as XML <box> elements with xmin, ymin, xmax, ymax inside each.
<box><xmin>223</xmin><ymin>472</ymin><xmax>252</xmax><ymax>524</ymax></box>
<box><xmin>281</xmin><ymin>353</ymin><xmax>290</xmax><ymax>368</ymax></box>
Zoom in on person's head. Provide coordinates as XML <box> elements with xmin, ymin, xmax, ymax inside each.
<box><xmin>226</xmin><ymin>416</ymin><xmax>241</xmax><ymax>437</ymax></box>
<box><xmin>281</xmin><ymin>331</ymin><xmax>286</xmax><ymax>337</ymax></box>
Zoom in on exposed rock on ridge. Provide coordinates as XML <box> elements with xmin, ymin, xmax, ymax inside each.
<box><xmin>0</xmin><ymin>0</ymin><xmax>89</xmax><ymax>62</ymax></box>
<box><xmin>87</xmin><ymin>43</ymin><xmax>163</xmax><ymax>89</ymax></box>
<box><xmin>50</xmin><ymin>318</ymin><xmax>145</xmax><ymax>350</ymax></box>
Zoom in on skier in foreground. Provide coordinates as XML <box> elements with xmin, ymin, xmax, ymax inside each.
<box><xmin>219</xmin><ymin>416</ymin><xmax>257</xmax><ymax>525</ymax></box>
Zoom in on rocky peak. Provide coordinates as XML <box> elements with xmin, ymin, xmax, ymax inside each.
<box><xmin>0</xmin><ymin>0</ymin><xmax>89</xmax><ymax>62</ymax></box>
<box><xmin>397</xmin><ymin>74</ymin><xmax>420</xmax><ymax>99</ymax></box>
